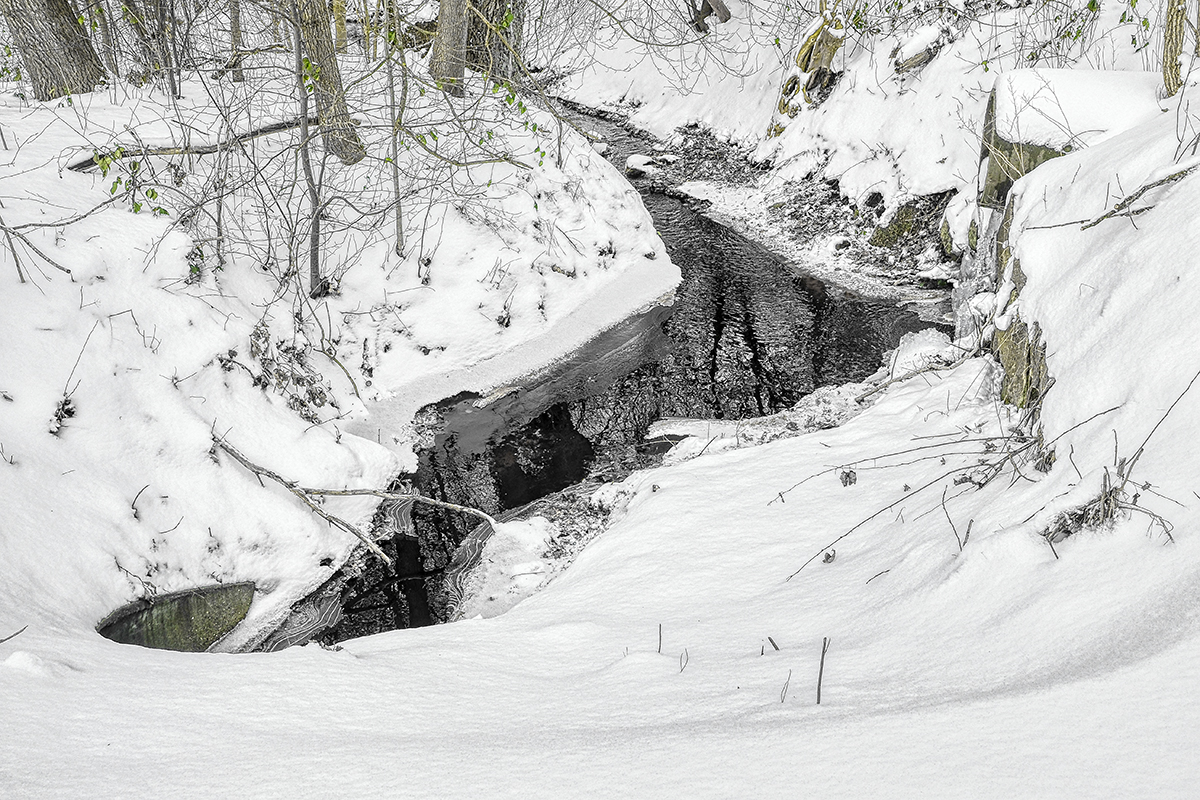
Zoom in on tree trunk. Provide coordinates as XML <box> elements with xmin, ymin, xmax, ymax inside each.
<box><xmin>229</xmin><ymin>0</ymin><xmax>244</xmax><ymax>82</ymax></box>
<box><xmin>121</xmin><ymin>0</ymin><xmax>158</xmax><ymax>71</ymax></box>
<box><xmin>0</xmin><ymin>0</ymin><xmax>106</xmax><ymax>100</ymax></box>
<box><xmin>466</xmin><ymin>0</ymin><xmax>523</xmax><ymax>80</ymax></box>
<box><xmin>333</xmin><ymin>0</ymin><xmax>348</xmax><ymax>52</ymax></box>
<box><xmin>429</xmin><ymin>0</ymin><xmax>466</xmax><ymax>96</ymax></box>
<box><xmin>293</xmin><ymin>8</ymin><xmax>326</xmax><ymax>297</ymax></box>
<box><xmin>156</xmin><ymin>0</ymin><xmax>179</xmax><ymax>97</ymax></box>
<box><xmin>296</xmin><ymin>0</ymin><xmax>366</xmax><ymax>164</ymax></box>
<box><xmin>386</xmin><ymin>1</ymin><xmax>405</xmax><ymax>257</ymax></box>
<box><xmin>1164</xmin><ymin>0</ymin><xmax>1186</xmax><ymax>97</ymax></box>
<box><xmin>91</xmin><ymin>1</ymin><xmax>120</xmax><ymax>77</ymax></box>
<box><xmin>121</xmin><ymin>0</ymin><xmax>176</xmax><ymax>93</ymax></box>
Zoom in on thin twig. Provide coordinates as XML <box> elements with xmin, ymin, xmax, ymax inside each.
<box><xmin>786</xmin><ymin>461</ymin><xmax>983</xmax><ymax>580</ymax></box>
<box><xmin>0</xmin><ymin>211</ymin><xmax>26</xmax><ymax>283</ymax></box>
<box><xmin>1081</xmin><ymin>165</ymin><xmax>1198</xmax><ymax>230</ymax></box>
<box><xmin>1119</xmin><ymin>365</ymin><xmax>1200</xmax><ymax>493</ymax></box>
<box><xmin>0</xmin><ymin>626</ymin><xmax>27</xmax><ymax>645</ymax></box>
<box><xmin>816</xmin><ymin>637</ymin><xmax>830</xmax><ymax>705</ymax></box>
<box><xmin>941</xmin><ymin>486</ymin><xmax>962</xmax><ymax>550</ymax></box>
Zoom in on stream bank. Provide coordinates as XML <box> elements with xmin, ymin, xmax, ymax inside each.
<box><xmin>315</xmin><ymin>111</ymin><xmax>954</xmax><ymax>643</ymax></box>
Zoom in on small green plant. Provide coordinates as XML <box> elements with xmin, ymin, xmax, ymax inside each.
<box><xmin>92</xmin><ymin>149</ymin><xmax>170</xmax><ymax>216</ymax></box>
<box><xmin>301</xmin><ymin>57</ymin><xmax>321</xmax><ymax>93</ymax></box>
<box><xmin>0</xmin><ymin>43</ymin><xmax>22</xmax><ymax>82</ymax></box>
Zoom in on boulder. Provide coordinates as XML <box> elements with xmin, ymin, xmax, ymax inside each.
<box><xmin>980</xmin><ymin>69</ymin><xmax>1163</xmax><ymax>209</ymax></box>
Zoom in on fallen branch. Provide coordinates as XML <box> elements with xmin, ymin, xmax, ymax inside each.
<box><xmin>855</xmin><ymin>352</ymin><xmax>973</xmax><ymax>404</ymax></box>
<box><xmin>302</xmin><ymin>487</ymin><xmax>498</xmax><ymax>527</ymax></box>
<box><xmin>1081</xmin><ymin>165</ymin><xmax>1198</xmax><ymax>230</ymax></box>
<box><xmin>0</xmin><ymin>220</ymin><xmax>72</xmax><ymax>276</ymax></box>
<box><xmin>214</xmin><ymin>437</ymin><xmax>500</xmax><ymax>567</ymax></box>
<box><xmin>214</xmin><ymin>437</ymin><xmax>393</xmax><ymax>566</ymax></box>
<box><xmin>66</xmin><ymin>116</ymin><xmax>320</xmax><ymax>173</ymax></box>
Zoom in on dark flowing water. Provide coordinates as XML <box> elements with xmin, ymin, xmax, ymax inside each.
<box><xmin>319</xmin><ymin>117</ymin><xmax>948</xmax><ymax>642</ymax></box>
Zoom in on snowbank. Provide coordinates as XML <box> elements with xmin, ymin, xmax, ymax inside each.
<box><xmin>0</xmin><ymin>61</ymin><xmax>678</xmax><ymax>653</ymax></box>
<box><xmin>992</xmin><ymin>68</ymin><xmax>1166</xmax><ymax>150</ymax></box>
<box><xmin>6</xmin><ymin>2</ymin><xmax>1200</xmax><ymax>795</ymax></box>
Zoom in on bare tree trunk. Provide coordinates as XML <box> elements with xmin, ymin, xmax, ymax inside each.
<box><xmin>386</xmin><ymin>1</ymin><xmax>405</xmax><ymax>257</ymax></box>
<box><xmin>121</xmin><ymin>0</ymin><xmax>177</xmax><ymax>93</ymax></box>
<box><xmin>1164</xmin><ymin>0</ymin><xmax>1186</xmax><ymax>97</ymax></box>
<box><xmin>121</xmin><ymin>0</ymin><xmax>158</xmax><ymax>71</ymax></box>
<box><xmin>333</xmin><ymin>0</ymin><xmax>348</xmax><ymax>52</ymax></box>
<box><xmin>297</xmin><ymin>0</ymin><xmax>366</xmax><ymax>164</ymax></box>
<box><xmin>429</xmin><ymin>0</ymin><xmax>466</xmax><ymax>96</ymax></box>
<box><xmin>466</xmin><ymin>0</ymin><xmax>522</xmax><ymax>80</ymax></box>
<box><xmin>229</xmin><ymin>0</ymin><xmax>244</xmax><ymax>82</ymax></box>
<box><xmin>292</xmin><ymin>6</ymin><xmax>326</xmax><ymax>297</ymax></box>
<box><xmin>360</xmin><ymin>0</ymin><xmax>371</xmax><ymax>59</ymax></box>
<box><xmin>91</xmin><ymin>1</ymin><xmax>120</xmax><ymax>77</ymax></box>
<box><xmin>0</xmin><ymin>0</ymin><xmax>107</xmax><ymax>100</ymax></box>
<box><xmin>156</xmin><ymin>0</ymin><xmax>179</xmax><ymax>97</ymax></box>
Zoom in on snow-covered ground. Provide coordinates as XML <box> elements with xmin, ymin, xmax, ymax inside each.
<box><xmin>6</xmin><ymin>0</ymin><xmax>1200</xmax><ymax>795</ymax></box>
<box><xmin>0</xmin><ymin>58</ymin><xmax>677</xmax><ymax>650</ymax></box>
<box><xmin>7</xmin><ymin>358</ymin><xmax>1200</xmax><ymax>797</ymax></box>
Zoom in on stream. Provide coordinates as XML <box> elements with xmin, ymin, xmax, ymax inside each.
<box><xmin>318</xmin><ymin>114</ymin><xmax>950</xmax><ymax>642</ymax></box>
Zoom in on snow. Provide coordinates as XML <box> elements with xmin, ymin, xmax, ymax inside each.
<box><xmin>5</xmin><ymin>0</ymin><xmax>1200</xmax><ymax>795</ymax></box>
<box><xmin>0</xmin><ymin>60</ymin><xmax>678</xmax><ymax>652</ymax></box>
<box><xmin>993</xmin><ymin>68</ymin><xmax>1166</xmax><ymax>150</ymax></box>
<box><xmin>7</xmin><ymin>360</ymin><xmax>1200</xmax><ymax>796</ymax></box>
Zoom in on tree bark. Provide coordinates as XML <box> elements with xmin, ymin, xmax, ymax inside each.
<box><xmin>293</xmin><ymin>8</ymin><xmax>326</xmax><ymax>297</ymax></box>
<box><xmin>0</xmin><ymin>0</ymin><xmax>106</xmax><ymax>100</ymax></box>
<box><xmin>386</xmin><ymin>2</ymin><xmax>405</xmax><ymax>257</ymax></box>
<box><xmin>91</xmin><ymin>1</ymin><xmax>120</xmax><ymax>77</ymax></box>
<box><xmin>296</xmin><ymin>0</ymin><xmax>366</xmax><ymax>164</ymax></box>
<box><xmin>1164</xmin><ymin>0</ymin><xmax>1186</xmax><ymax>97</ymax></box>
<box><xmin>429</xmin><ymin>0</ymin><xmax>466</xmax><ymax>96</ymax></box>
<box><xmin>466</xmin><ymin>0</ymin><xmax>523</xmax><ymax>80</ymax></box>
<box><xmin>229</xmin><ymin>0</ymin><xmax>244</xmax><ymax>82</ymax></box>
<box><xmin>333</xmin><ymin>0</ymin><xmax>347</xmax><ymax>52</ymax></box>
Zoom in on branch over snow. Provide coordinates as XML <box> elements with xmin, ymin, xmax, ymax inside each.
<box><xmin>65</xmin><ymin>117</ymin><xmax>321</xmax><ymax>173</ymax></box>
<box><xmin>1081</xmin><ymin>165</ymin><xmax>1199</xmax><ymax>230</ymax></box>
<box><xmin>213</xmin><ymin>437</ymin><xmax>500</xmax><ymax>568</ymax></box>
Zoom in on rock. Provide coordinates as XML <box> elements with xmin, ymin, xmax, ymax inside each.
<box><xmin>979</xmin><ymin>69</ymin><xmax>1163</xmax><ymax>209</ymax></box>
<box><xmin>868</xmin><ymin>204</ymin><xmax>917</xmax><ymax>248</ymax></box>
<box><xmin>625</xmin><ymin>154</ymin><xmax>661</xmax><ymax>178</ymax></box>
<box><xmin>993</xmin><ymin>315</ymin><xmax>1049</xmax><ymax>408</ymax></box>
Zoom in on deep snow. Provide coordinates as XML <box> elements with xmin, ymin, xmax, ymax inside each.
<box><xmin>5</xmin><ymin>0</ymin><xmax>1200</xmax><ymax>796</ymax></box>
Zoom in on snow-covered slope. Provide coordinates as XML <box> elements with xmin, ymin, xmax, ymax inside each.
<box><xmin>5</xmin><ymin>0</ymin><xmax>1200</xmax><ymax>795</ymax></box>
<box><xmin>6</xmin><ymin>357</ymin><xmax>1200</xmax><ymax>797</ymax></box>
<box><xmin>0</xmin><ymin>66</ymin><xmax>677</xmax><ymax>653</ymax></box>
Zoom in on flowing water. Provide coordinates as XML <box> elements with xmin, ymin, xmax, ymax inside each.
<box><xmin>319</xmin><ymin>116</ymin><xmax>950</xmax><ymax>641</ymax></box>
